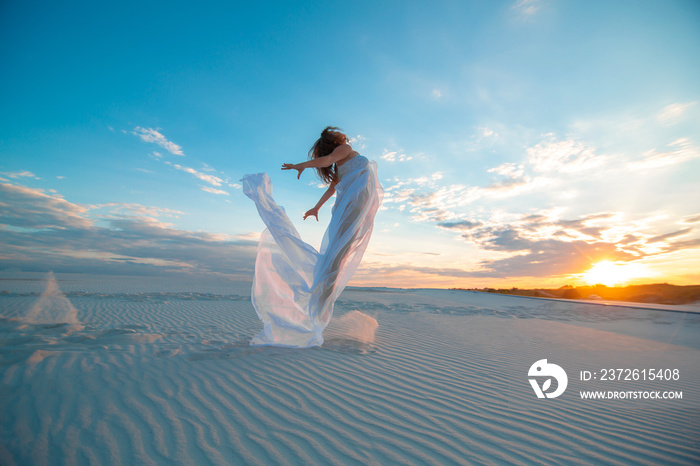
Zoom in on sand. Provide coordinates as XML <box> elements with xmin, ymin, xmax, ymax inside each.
<box><xmin>1</xmin><ymin>273</ymin><xmax>698</xmax><ymax>465</ymax></box>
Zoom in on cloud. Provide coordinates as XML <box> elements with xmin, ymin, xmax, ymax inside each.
<box><xmin>382</xmin><ymin>188</ymin><xmax>699</xmax><ymax>279</ymax></box>
<box><xmin>348</xmin><ymin>134</ymin><xmax>366</xmax><ymax>150</ymax></box>
<box><xmin>527</xmin><ymin>135</ymin><xmax>606</xmax><ymax>173</ymax></box>
<box><xmin>383</xmin><ymin>172</ymin><xmax>482</xmax><ymax>221</ymax></box>
<box><xmin>629</xmin><ymin>138</ymin><xmax>700</xmax><ymax>170</ymax></box>
<box><xmin>382</xmin><ymin>134</ymin><xmax>610</xmax><ymax>223</ymax></box>
<box><xmin>381</xmin><ymin>150</ymin><xmax>413</xmax><ymax>163</ymax></box>
<box><xmin>375</xmin><ymin>111</ymin><xmax>699</xmax><ymax>282</ymax></box>
<box><xmin>657</xmin><ymin>102</ymin><xmax>696</xmax><ymax>126</ymax></box>
<box><xmin>482</xmin><ymin>177</ymin><xmax>537</xmax><ymax>197</ymax></box>
<box><xmin>647</xmin><ymin>228</ymin><xmax>692</xmax><ymax>244</ymax></box>
<box><xmin>358</xmin><ymin>264</ymin><xmax>501</xmax><ymax>280</ymax></box>
<box><xmin>0</xmin><ymin>171</ymin><xmax>39</xmax><ymax>180</ymax></box>
<box><xmin>570</xmin><ymin>104</ymin><xmax>700</xmax><ymax>173</ymax></box>
<box><xmin>487</xmin><ymin>162</ymin><xmax>523</xmax><ymax>178</ymax></box>
<box><xmin>512</xmin><ymin>0</ymin><xmax>541</xmax><ymax>17</ymax></box>
<box><xmin>476</xmin><ymin>239</ymin><xmax>633</xmax><ymax>278</ymax></box>
<box><xmin>658</xmin><ymin>238</ymin><xmax>700</xmax><ymax>254</ymax></box>
<box><xmin>137</xmin><ymin>138</ymin><xmax>233</xmax><ymax>193</ymax></box>
<box><xmin>201</xmin><ymin>186</ymin><xmax>229</xmax><ymax>195</ymax></box>
<box><xmin>133</xmin><ymin>127</ymin><xmax>184</xmax><ymax>156</ymax></box>
<box><xmin>681</xmin><ymin>214</ymin><xmax>700</xmax><ymax>224</ymax></box>
<box><xmin>94</xmin><ymin>203</ymin><xmax>184</xmax><ymax>219</ymax></box>
<box><xmin>441</xmin><ymin>210</ymin><xmax>699</xmax><ymax>278</ymax></box>
<box><xmin>384</xmin><ymin>121</ymin><xmax>698</xmax><ymax>240</ymax></box>
<box><xmin>0</xmin><ymin>182</ymin><xmax>92</xmax><ymax>230</ymax></box>
<box><xmin>482</xmin><ymin>160</ymin><xmax>540</xmax><ymax>197</ymax></box>
<box><xmin>166</xmin><ymin>162</ymin><xmax>224</xmax><ymax>186</ymax></box>
<box><xmin>384</xmin><ymin>171</ymin><xmax>539</xmax><ymax>222</ymax></box>
<box><xmin>480</xmin><ymin>127</ymin><xmax>497</xmax><ymax>138</ymax></box>
<box><xmin>437</xmin><ymin>220</ymin><xmax>483</xmax><ymax>230</ymax></box>
<box><xmin>0</xmin><ymin>180</ymin><xmax>257</xmax><ymax>277</ymax></box>
<box><xmin>407</xmin><ymin>185</ymin><xmax>480</xmax><ymax>223</ymax></box>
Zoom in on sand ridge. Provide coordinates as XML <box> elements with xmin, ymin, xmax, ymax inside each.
<box><xmin>0</xmin><ymin>274</ymin><xmax>698</xmax><ymax>465</ymax></box>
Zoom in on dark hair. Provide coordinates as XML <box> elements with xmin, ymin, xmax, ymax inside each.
<box><xmin>308</xmin><ymin>126</ymin><xmax>348</xmax><ymax>184</ymax></box>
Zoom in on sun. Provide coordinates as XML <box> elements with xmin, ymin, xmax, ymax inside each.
<box><xmin>582</xmin><ymin>261</ymin><xmax>649</xmax><ymax>287</ymax></box>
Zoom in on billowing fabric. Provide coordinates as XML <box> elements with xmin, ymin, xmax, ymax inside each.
<box><xmin>241</xmin><ymin>155</ymin><xmax>383</xmax><ymax>347</ymax></box>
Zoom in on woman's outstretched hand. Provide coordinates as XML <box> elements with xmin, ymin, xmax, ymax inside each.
<box><xmin>304</xmin><ymin>207</ymin><xmax>319</xmax><ymax>221</ymax></box>
<box><xmin>282</xmin><ymin>163</ymin><xmax>304</xmax><ymax>179</ymax></box>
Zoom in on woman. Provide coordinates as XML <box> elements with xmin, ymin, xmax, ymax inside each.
<box><xmin>241</xmin><ymin>127</ymin><xmax>383</xmax><ymax>347</ymax></box>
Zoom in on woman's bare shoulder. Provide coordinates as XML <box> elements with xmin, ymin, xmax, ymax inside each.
<box><xmin>335</xmin><ymin>144</ymin><xmax>357</xmax><ymax>166</ymax></box>
<box><xmin>336</xmin><ymin>143</ymin><xmax>353</xmax><ymax>154</ymax></box>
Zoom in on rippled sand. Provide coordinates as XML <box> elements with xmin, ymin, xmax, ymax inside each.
<box><xmin>1</xmin><ymin>274</ymin><xmax>698</xmax><ymax>465</ymax></box>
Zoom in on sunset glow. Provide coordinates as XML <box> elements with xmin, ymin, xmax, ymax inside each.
<box><xmin>582</xmin><ymin>261</ymin><xmax>651</xmax><ymax>287</ymax></box>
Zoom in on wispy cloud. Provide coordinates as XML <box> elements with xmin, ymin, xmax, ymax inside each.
<box><xmin>381</xmin><ymin>150</ymin><xmax>413</xmax><ymax>163</ymax></box>
<box><xmin>681</xmin><ymin>214</ymin><xmax>700</xmax><ymax>224</ymax></box>
<box><xmin>657</xmin><ymin>102</ymin><xmax>696</xmax><ymax>126</ymax></box>
<box><xmin>201</xmin><ymin>186</ymin><xmax>229</xmax><ymax>195</ymax></box>
<box><xmin>165</xmin><ymin>162</ymin><xmax>224</xmax><ymax>186</ymax></box>
<box><xmin>382</xmin><ymin>172</ymin><xmax>474</xmax><ymax>221</ymax></box>
<box><xmin>629</xmin><ymin>138</ymin><xmax>700</xmax><ymax>170</ymax></box>
<box><xmin>133</xmin><ymin>130</ymin><xmax>234</xmax><ymax>193</ymax></box>
<box><xmin>133</xmin><ymin>127</ymin><xmax>185</xmax><ymax>156</ymax></box>
<box><xmin>382</xmin><ymin>135</ymin><xmax>607</xmax><ymax>221</ymax></box>
<box><xmin>527</xmin><ymin>135</ymin><xmax>606</xmax><ymax>173</ymax></box>
<box><xmin>647</xmin><ymin>228</ymin><xmax>692</xmax><ymax>244</ymax></box>
<box><xmin>348</xmin><ymin>134</ymin><xmax>366</xmax><ymax>150</ymax></box>
<box><xmin>512</xmin><ymin>0</ymin><xmax>541</xmax><ymax>17</ymax></box>
<box><xmin>0</xmin><ymin>170</ymin><xmax>40</xmax><ymax>180</ymax></box>
<box><xmin>383</xmin><ymin>118</ymin><xmax>699</xmax><ymax>227</ymax></box>
<box><xmin>94</xmin><ymin>202</ymin><xmax>184</xmax><ymax>219</ymax></box>
<box><xmin>480</xmin><ymin>127</ymin><xmax>498</xmax><ymax>138</ymax></box>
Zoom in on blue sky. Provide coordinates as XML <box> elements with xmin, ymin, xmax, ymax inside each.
<box><xmin>1</xmin><ymin>0</ymin><xmax>699</xmax><ymax>287</ymax></box>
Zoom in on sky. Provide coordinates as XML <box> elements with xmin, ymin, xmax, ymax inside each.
<box><xmin>1</xmin><ymin>0</ymin><xmax>699</xmax><ymax>288</ymax></box>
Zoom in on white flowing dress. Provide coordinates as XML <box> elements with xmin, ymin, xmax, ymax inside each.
<box><xmin>241</xmin><ymin>154</ymin><xmax>383</xmax><ymax>347</ymax></box>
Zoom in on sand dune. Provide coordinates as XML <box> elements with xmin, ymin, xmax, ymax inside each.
<box><xmin>0</xmin><ymin>274</ymin><xmax>698</xmax><ymax>465</ymax></box>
